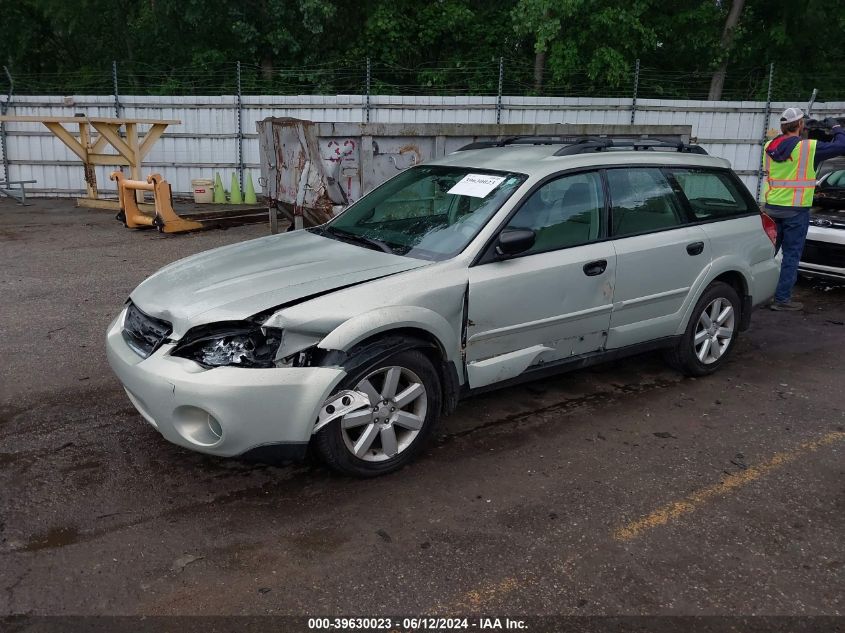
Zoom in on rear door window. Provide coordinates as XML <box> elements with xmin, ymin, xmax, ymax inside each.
<box><xmin>607</xmin><ymin>168</ymin><xmax>686</xmax><ymax>237</ymax></box>
<box><xmin>668</xmin><ymin>169</ymin><xmax>751</xmax><ymax>220</ymax></box>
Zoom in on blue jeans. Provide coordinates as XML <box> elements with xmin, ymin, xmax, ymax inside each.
<box><xmin>773</xmin><ymin>211</ymin><xmax>810</xmax><ymax>303</ymax></box>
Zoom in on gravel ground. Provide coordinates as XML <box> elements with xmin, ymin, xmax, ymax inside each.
<box><xmin>1</xmin><ymin>199</ymin><xmax>843</xmax><ymax>619</ymax></box>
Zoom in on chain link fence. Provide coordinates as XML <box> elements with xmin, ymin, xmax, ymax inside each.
<box><xmin>4</xmin><ymin>60</ymin><xmax>845</xmax><ymax>102</ymax></box>
<box><xmin>2</xmin><ymin>58</ymin><xmax>844</xmax><ymax>202</ymax></box>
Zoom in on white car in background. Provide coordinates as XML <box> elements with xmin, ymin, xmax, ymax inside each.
<box><xmin>801</xmin><ymin>160</ymin><xmax>845</xmax><ymax>281</ymax></box>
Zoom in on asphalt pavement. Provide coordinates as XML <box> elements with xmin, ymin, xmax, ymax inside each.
<box><xmin>1</xmin><ymin>199</ymin><xmax>843</xmax><ymax>619</ymax></box>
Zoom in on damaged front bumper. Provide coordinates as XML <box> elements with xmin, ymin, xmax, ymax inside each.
<box><xmin>105</xmin><ymin>313</ymin><xmax>346</xmax><ymax>457</ymax></box>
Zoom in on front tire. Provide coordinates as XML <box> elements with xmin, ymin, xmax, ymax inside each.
<box><xmin>666</xmin><ymin>281</ymin><xmax>740</xmax><ymax>377</ymax></box>
<box><xmin>315</xmin><ymin>349</ymin><xmax>441</xmax><ymax>477</ymax></box>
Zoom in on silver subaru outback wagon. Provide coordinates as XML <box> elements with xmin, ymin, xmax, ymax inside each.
<box><xmin>106</xmin><ymin>138</ymin><xmax>780</xmax><ymax>476</ymax></box>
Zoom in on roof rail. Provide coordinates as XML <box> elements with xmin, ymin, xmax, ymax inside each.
<box><xmin>455</xmin><ymin>135</ymin><xmax>707</xmax><ymax>155</ymax></box>
<box><xmin>456</xmin><ymin>135</ymin><xmax>603</xmax><ymax>151</ymax></box>
<box><xmin>553</xmin><ymin>137</ymin><xmax>708</xmax><ymax>156</ymax></box>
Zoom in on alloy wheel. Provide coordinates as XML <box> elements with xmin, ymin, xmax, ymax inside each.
<box><xmin>340</xmin><ymin>365</ymin><xmax>428</xmax><ymax>462</ymax></box>
<box><xmin>693</xmin><ymin>297</ymin><xmax>735</xmax><ymax>365</ymax></box>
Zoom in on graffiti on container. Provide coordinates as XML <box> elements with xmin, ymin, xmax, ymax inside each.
<box><xmin>324</xmin><ymin>139</ymin><xmax>359</xmax><ymax>200</ymax></box>
<box><xmin>325</xmin><ymin>139</ymin><xmax>357</xmax><ymax>163</ymax></box>
<box><xmin>399</xmin><ymin>144</ymin><xmax>421</xmax><ymax>163</ymax></box>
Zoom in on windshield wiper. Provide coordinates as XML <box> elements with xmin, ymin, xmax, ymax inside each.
<box><xmin>321</xmin><ymin>226</ymin><xmax>395</xmax><ymax>254</ymax></box>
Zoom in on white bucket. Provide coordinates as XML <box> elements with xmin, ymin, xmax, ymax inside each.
<box><xmin>191</xmin><ymin>178</ymin><xmax>213</xmax><ymax>204</ymax></box>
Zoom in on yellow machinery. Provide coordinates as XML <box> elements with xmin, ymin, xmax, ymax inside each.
<box><xmin>110</xmin><ymin>170</ymin><xmax>269</xmax><ymax>234</ymax></box>
<box><xmin>111</xmin><ymin>171</ymin><xmax>203</xmax><ymax>233</ymax></box>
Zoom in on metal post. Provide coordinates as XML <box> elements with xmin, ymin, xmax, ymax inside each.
<box><xmin>496</xmin><ymin>57</ymin><xmax>504</xmax><ymax>125</ymax></box>
<box><xmin>756</xmin><ymin>62</ymin><xmax>775</xmax><ymax>203</ymax></box>
<box><xmin>806</xmin><ymin>88</ymin><xmax>818</xmax><ymax>118</ymax></box>
<box><xmin>269</xmin><ymin>206</ymin><xmax>279</xmax><ymax>234</ymax></box>
<box><xmin>112</xmin><ymin>60</ymin><xmax>122</xmax><ymax>118</ymax></box>
<box><xmin>236</xmin><ymin>60</ymin><xmax>244</xmax><ymax>193</ymax></box>
<box><xmin>365</xmin><ymin>58</ymin><xmax>371</xmax><ymax>124</ymax></box>
<box><xmin>630</xmin><ymin>58</ymin><xmax>640</xmax><ymax>125</ymax></box>
<box><xmin>0</xmin><ymin>66</ymin><xmax>13</xmax><ymax>184</ymax></box>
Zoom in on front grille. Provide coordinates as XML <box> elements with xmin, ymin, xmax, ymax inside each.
<box><xmin>122</xmin><ymin>301</ymin><xmax>172</xmax><ymax>358</ymax></box>
<box><xmin>802</xmin><ymin>240</ymin><xmax>845</xmax><ymax>269</ymax></box>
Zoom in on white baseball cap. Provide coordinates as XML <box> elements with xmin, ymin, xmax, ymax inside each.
<box><xmin>780</xmin><ymin>107</ymin><xmax>805</xmax><ymax>124</ymax></box>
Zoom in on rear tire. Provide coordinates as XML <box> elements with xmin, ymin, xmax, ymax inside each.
<box><xmin>665</xmin><ymin>281</ymin><xmax>741</xmax><ymax>377</ymax></box>
<box><xmin>315</xmin><ymin>349</ymin><xmax>441</xmax><ymax>477</ymax></box>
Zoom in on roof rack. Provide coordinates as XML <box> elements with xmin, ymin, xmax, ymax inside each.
<box><xmin>553</xmin><ymin>137</ymin><xmax>707</xmax><ymax>156</ymax></box>
<box><xmin>456</xmin><ymin>135</ymin><xmax>594</xmax><ymax>151</ymax></box>
<box><xmin>455</xmin><ymin>135</ymin><xmax>707</xmax><ymax>155</ymax></box>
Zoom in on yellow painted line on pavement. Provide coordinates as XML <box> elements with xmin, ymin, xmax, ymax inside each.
<box><xmin>434</xmin><ymin>431</ymin><xmax>844</xmax><ymax>613</ymax></box>
<box><xmin>459</xmin><ymin>576</ymin><xmax>520</xmax><ymax>611</ymax></box>
<box><xmin>430</xmin><ymin>575</ymin><xmax>526</xmax><ymax>614</ymax></box>
<box><xmin>614</xmin><ymin>431</ymin><xmax>845</xmax><ymax>542</ymax></box>
<box><xmin>434</xmin><ymin>555</ymin><xmax>581</xmax><ymax>614</ymax></box>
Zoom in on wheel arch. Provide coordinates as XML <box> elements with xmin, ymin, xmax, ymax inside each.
<box><xmin>317</xmin><ymin>308</ymin><xmax>462</xmax><ymax>414</ymax></box>
<box><xmin>710</xmin><ymin>268</ymin><xmax>752</xmax><ymax>331</ymax></box>
<box><xmin>318</xmin><ymin>306</ymin><xmax>460</xmax><ymax>362</ymax></box>
<box><xmin>712</xmin><ymin>269</ymin><xmax>748</xmax><ymax>298</ymax></box>
<box><xmin>677</xmin><ymin>264</ymin><xmax>752</xmax><ymax>336</ymax></box>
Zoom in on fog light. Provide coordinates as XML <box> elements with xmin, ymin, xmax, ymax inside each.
<box><xmin>173</xmin><ymin>406</ymin><xmax>223</xmax><ymax>446</ymax></box>
<box><xmin>207</xmin><ymin>415</ymin><xmax>223</xmax><ymax>440</ymax></box>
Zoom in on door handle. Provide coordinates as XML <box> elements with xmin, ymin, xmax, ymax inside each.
<box><xmin>583</xmin><ymin>259</ymin><xmax>608</xmax><ymax>276</ymax></box>
<box><xmin>686</xmin><ymin>241</ymin><xmax>705</xmax><ymax>256</ymax></box>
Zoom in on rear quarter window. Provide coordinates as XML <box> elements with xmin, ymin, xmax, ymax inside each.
<box><xmin>669</xmin><ymin>169</ymin><xmax>751</xmax><ymax>220</ymax></box>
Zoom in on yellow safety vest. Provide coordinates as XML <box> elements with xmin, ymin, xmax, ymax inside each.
<box><xmin>763</xmin><ymin>138</ymin><xmax>817</xmax><ymax>207</ymax></box>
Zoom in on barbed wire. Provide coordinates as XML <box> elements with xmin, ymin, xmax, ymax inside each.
<box><xmin>4</xmin><ymin>60</ymin><xmax>845</xmax><ymax>102</ymax></box>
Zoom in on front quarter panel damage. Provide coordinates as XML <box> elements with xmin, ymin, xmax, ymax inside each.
<box><xmin>266</xmin><ymin>262</ymin><xmax>466</xmax><ymax>350</ymax></box>
<box><xmin>317</xmin><ymin>305</ymin><xmax>460</xmax><ymax>365</ymax></box>
<box><xmin>256</xmin><ymin>261</ymin><xmax>469</xmax><ymax>421</ymax></box>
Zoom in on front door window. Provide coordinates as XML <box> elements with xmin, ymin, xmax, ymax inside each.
<box><xmin>505</xmin><ymin>171</ymin><xmax>604</xmax><ymax>253</ymax></box>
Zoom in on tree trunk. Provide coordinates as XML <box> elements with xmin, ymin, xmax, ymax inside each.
<box><xmin>533</xmin><ymin>49</ymin><xmax>546</xmax><ymax>94</ymax></box>
<box><xmin>260</xmin><ymin>55</ymin><xmax>274</xmax><ymax>82</ymax></box>
<box><xmin>708</xmin><ymin>0</ymin><xmax>746</xmax><ymax>101</ymax></box>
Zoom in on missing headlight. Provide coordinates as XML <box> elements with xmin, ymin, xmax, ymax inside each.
<box><xmin>172</xmin><ymin>322</ymin><xmax>283</xmax><ymax>368</ymax></box>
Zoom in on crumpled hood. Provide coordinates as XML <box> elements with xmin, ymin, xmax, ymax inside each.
<box><xmin>766</xmin><ymin>135</ymin><xmax>801</xmax><ymax>162</ymax></box>
<box><xmin>130</xmin><ymin>230</ymin><xmax>431</xmax><ymax>337</ymax></box>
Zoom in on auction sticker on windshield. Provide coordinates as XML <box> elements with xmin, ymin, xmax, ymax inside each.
<box><xmin>447</xmin><ymin>173</ymin><xmax>506</xmax><ymax>198</ymax></box>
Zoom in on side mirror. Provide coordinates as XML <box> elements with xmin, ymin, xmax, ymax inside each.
<box><xmin>495</xmin><ymin>228</ymin><xmax>535</xmax><ymax>259</ymax></box>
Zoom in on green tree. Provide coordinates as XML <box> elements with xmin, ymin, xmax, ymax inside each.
<box><xmin>708</xmin><ymin>0</ymin><xmax>747</xmax><ymax>100</ymax></box>
<box><xmin>0</xmin><ymin>0</ymin><xmax>843</xmax><ymax>100</ymax></box>
<box><xmin>512</xmin><ymin>0</ymin><xmax>659</xmax><ymax>93</ymax></box>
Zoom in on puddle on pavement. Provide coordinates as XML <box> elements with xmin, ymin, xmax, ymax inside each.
<box><xmin>62</xmin><ymin>460</ymin><xmax>101</xmax><ymax>473</ymax></box>
<box><xmin>442</xmin><ymin>377</ymin><xmax>680</xmax><ymax>442</ymax></box>
<box><xmin>23</xmin><ymin>526</ymin><xmax>80</xmax><ymax>552</ymax></box>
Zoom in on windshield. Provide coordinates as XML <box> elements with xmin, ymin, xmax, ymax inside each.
<box><xmin>312</xmin><ymin>165</ymin><xmax>526</xmax><ymax>261</ymax></box>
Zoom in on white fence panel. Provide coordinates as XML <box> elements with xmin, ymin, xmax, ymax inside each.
<box><xmin>4</xmin><ymin>94</ymin><xmax>845</xmax><ymax>198</ymax></box>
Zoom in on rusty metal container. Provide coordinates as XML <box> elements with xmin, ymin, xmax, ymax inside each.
<box><xmin>256</xmin><ymin>118</ymin><xmax>693</xmax><ymax>227</ymax></box>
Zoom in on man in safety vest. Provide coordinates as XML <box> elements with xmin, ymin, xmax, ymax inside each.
<box><xmin>764</xmin><ymin>107</ymin><xmax>845</xmax><ymax>311</ymax></box>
